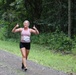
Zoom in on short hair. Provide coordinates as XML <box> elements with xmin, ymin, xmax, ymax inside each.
<box><xmin>23</xmin><ymin>20</ymin><xmax>30</xmax><ymax>26</ymax></box>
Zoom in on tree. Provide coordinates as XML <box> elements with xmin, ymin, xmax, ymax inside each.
<box><xmin>68</xmin><ymin>0</ymin><xmax>71</xmax><ymax>38</ymax></box>
<box><xmin>24</xmin><ymin>0</ymin><xmax>42</xmax><ymax>23</ymax></box>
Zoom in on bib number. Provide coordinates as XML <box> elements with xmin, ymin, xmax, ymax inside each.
<box><xmin>23</xmin><ymin>36</ymin><xmax>30</xmax><ymax>42</ymax></box>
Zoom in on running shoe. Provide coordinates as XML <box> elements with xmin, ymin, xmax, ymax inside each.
<box><xmin>21</xmin><ymin>63</ymin><xmax>24</xmax><ymax>69</ymax></box>
<box><xmin>24</xmin><ymin>67</ymin><xmax>27</xmax><ymax>71</ymax></box>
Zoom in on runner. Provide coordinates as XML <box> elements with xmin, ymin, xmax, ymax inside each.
<box><xmin>12</xmin><ymin>20</ymin><xmax>39</xmax><ymax>71</ymax></box>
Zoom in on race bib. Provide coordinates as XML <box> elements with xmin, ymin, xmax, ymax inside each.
<box><xmin>23</xmin><ymin>36</ymin><xmax>30</xmax><ymax>42</ymax></box>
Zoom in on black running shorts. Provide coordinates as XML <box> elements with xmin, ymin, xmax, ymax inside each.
<box><xmin>20</xmin><ymin>42</ymin><xmax>30</xmax><ymax>50</ymax></box>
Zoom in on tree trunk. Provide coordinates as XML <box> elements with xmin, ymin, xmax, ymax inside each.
<box><xmin>68</xmin><ymin>0</ymin><xmax>71</xmax><ymax>38</ymax></box>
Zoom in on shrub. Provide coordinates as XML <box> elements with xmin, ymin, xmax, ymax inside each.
<box><xmin>31</xmin><ymin>31</ymin><xmax>74</xmax><ymax>52</ymax></box>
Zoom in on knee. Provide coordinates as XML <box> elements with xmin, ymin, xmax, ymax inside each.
<box><xmin>22</xmin><ymin>55</ymin><xmax>26</xmax><ymax>58</ymax></box>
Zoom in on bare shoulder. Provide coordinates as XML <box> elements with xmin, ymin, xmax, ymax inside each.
<box><xmin>17</xmin><ymin>28</ymin><xmax>23</xmax><ymax>32</ymax></box>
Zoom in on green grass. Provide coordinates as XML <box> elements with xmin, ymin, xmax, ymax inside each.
<box><xmin>0</xmin><ymin>40</ymin><xmax>76</xmax><ymax>73</ymax></box>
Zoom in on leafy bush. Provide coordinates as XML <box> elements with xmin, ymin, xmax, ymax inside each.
<box><xmin>0</xmin><ymin>27</ymin><xmax>5</xmax><ymax>40</ymax></box>
<box><xmin>49</xmin><ymin>32</ymin><xmax>74</xmax><ymax>52</ymax></box>
<box><xmin>0</xmin><ymin>19</ymin><xmax>20</xmax><ymax>40</ymax></box>
<box><xmin>31</xmin><ymin>31</ymin><xmax>74</xmax><ymax>52</ymax></box>
<box><xmin>60</xmin><ymin>37</ymin><xmax>73</xmax><ymax>51</ymax></box>
<box><xmin>0</xmin><ymin>20</ymin><xmax>7</xmax><ymax>40</ymax></box>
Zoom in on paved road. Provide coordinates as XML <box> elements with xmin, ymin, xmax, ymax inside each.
<box><xmin>0</xmin><ymin>50</ymin><xmax>69</xmax><ymax>75</ymax></box>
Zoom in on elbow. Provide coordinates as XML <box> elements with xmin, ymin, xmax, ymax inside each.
<box><xmin>38</xmin><ymin>32</ymin><xmax>39</xmax><ymax>34</ymax></box>
<box><xmin>36</xmin><ymin>31</ymin><xmax>39</xmax><ymax>35</ymax></box>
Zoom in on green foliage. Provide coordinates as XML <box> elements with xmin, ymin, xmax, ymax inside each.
<box><xmin>49</xmin><ymin>32</ymin><xmax>74</xmax><ymax>52</ymax></box>
<box><xmin>0</xmin><ymin>0</ymin><xmax>27</xmax><ymax>38</ymax></box>
<box><xmin>0</xmin><ymin>19</ymin><xmax>20</xmax><ymax>39</ymax></box>
<box><xmin>0</xmin><ymin>0</ymin><xmax>76</xmax><ymax>35</ymax></box>
<box><xmin>0</xmin><ymin>20</ymin><xmax>7</xmax><ymax>40</ymax></box>
<box><xmin>0</xmin><ymin>27</ymin><xmax>5</xmax><ymax>40</ymax></box>
<box><xmin>31</xmin><ymin>31</ymin><xmax>74</xmax><ymax>52</ymax></box>
<box><xmin>60</xmin><ymin>37</ymin><xmax>73</xmax><ymax>51</ymax></box>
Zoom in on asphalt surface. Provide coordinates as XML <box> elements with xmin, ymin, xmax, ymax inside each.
<box><xmin>0</xmin><ymin>50</ymin><xmax>71</xmax><ymax>75</ymax></box>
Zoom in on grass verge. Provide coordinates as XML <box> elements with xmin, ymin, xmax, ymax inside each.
<box><xmin>0</xmin><ymin>40</ymin><xmax>76</xmax><ymax>73</ymax></box>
